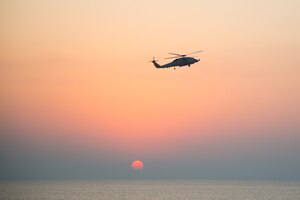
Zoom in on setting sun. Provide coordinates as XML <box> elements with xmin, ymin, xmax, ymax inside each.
<box><xmin>131</xmin><ymin>160</ymin><xmax>144</xmax><ymax>171</ymax></box>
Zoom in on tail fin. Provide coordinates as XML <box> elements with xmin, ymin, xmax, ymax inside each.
<box><xmin>150</xmin><ymin>57</ymin><xmax>162</xmax><ymax>68</ymax></box>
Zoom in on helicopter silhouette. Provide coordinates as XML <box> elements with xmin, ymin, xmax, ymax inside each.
<box><xmin>150</xmin><ymin>50</ymin><xmax>202</xmax><ymax>70</ymax></box>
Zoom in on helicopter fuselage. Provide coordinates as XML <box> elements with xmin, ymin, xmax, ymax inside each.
<box><xmin>153</xmin><ymin>57</ymin><xmax>200</xmax><ymax>69</ymax></box>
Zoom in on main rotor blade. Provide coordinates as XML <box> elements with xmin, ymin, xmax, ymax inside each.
<box><xmin>168</xmin><ymin>53</ymin><xmax>183</xmax><ymax>56</ymax></box>
<box><xmin>167</xmin><ymin>50</ymin><xmax>203</xmax><ymax>58</ymax></box>
<box><xmin>164</xmin><ymin>56</ymin><xmax>180</xmax><ymax>59</ymax></box>
<box><xmin>186</xmin><ymin>50</ymin><xmax>203</xmax><ymax>55</ymax></box>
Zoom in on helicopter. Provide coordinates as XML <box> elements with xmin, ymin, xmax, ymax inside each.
<box><xmin>150</xmin><ymin>50</ymin><xmax>202</xmax><ymax>70</ymax></box>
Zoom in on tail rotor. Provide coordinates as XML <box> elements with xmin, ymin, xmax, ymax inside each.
<box><xmin>149</xmin><ymin>57</ymin><xmax>162</xmax><ymax>68</ymax></box>
<box><xmin>149</xmin><ymin>57</ymin><xmax>159</xmax><ymax>63</ymax></box>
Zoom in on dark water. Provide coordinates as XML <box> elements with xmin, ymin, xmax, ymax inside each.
<box><xmin>0</xmin><ymin>180</ymin><xmax>299</xmax><ymax>200</ymax></box>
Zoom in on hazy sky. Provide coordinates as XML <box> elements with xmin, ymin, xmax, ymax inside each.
<box><xmin>1</xmin><ymin>0</ymin><xmax>300</xmax><ymax>180</ymax></box>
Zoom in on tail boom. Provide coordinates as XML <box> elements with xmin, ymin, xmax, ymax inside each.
<box><xmin>152</xmin><ymin>60</ymin><xmax>163</xmax><ymax>68</ymax></box>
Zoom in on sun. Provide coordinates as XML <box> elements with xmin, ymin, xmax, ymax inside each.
<box><xmin>131</xmin><ymin>160</ymin><xmax>144</xmax><ymax>171</ymax></box>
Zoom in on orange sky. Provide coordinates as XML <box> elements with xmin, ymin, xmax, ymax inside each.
<box><xmin>1</xmin><ymin>0</ymin><xmax>300</xmax><ymax>174</ymax></box>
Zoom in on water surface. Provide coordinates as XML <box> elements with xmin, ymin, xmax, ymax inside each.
<box><xmin>1</xmin><ymin>180</ymin><xmax>299</xmax><ymax>200</ymax></box>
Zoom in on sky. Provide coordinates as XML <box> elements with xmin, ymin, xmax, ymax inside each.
<box><xmin>0</xmin><ymin>0</ymin><xmax>300</xmax><ymax>180</ymax></box>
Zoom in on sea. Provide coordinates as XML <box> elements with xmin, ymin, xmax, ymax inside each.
<box><xmin>0</xmin><ymin>180</ymin><xmax>299</xmax><ymax>200</ymax></box>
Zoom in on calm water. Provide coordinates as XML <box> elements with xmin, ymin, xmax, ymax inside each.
<box><xmin>0</xmin><ymin>180</ymin><xmax>299</xmax><ymax>200</ymax></box>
